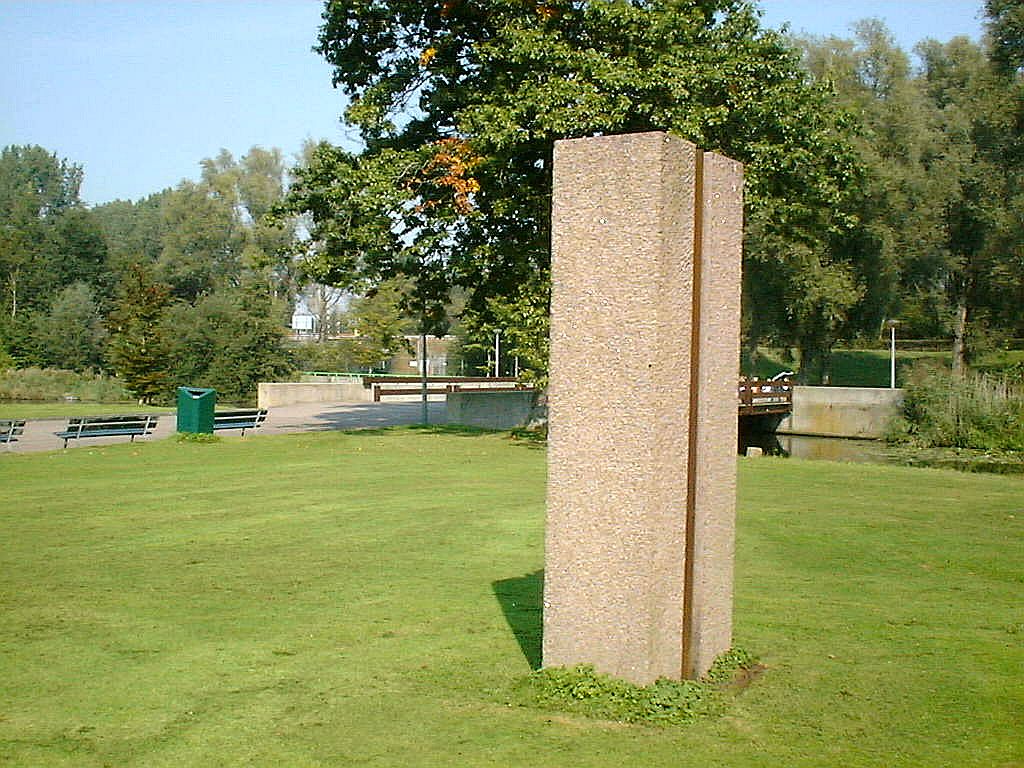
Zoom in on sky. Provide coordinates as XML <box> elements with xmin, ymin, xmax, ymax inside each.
<box><xmin>1</xmin><ymin>1</ymin><xmax>987</xmax><ymax>207</ymax></box>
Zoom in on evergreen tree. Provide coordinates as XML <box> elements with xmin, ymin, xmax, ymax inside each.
<box><xmin>107</xmin><ymin>263</ymin><xmax>173</xmax><ymax>403</ymax></box>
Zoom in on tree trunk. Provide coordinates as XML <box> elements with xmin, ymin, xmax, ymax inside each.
<box><xmin>744</xmin><ymin>332</ymin><xmax>760</xmax><ymax>375</ymax></box>
<box><xmin>799</xmin><ymin>332</ymin><xmax>832</xmax><ymax>385</ymax></box>
<box><xmin>316</xmin><ymin>284</ymin><xmax>329</xmax><ymax>343</ymax></box>
<box><xmin>952</xmin><ymin>300</ymin><xmax>968</xmax><ymax>377</ymax></box>
<box><xmin>9</xmin><ymin>269</ymin><xmax>17</xmax><ymax>319</ymax></box>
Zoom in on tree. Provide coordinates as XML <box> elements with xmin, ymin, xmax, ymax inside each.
<box><xmin>107</xmin><ymin>263</ymin><xmax>174</xmax><ymax>403</ymax></box>
<box><xmin>163</xmin><ymin>287</ymin><xmax>296</xmax><ymax>402</ymax></box>
<box><xmin>916</xmin><ymin>35</ymin><xmax>1017</xmax><ymax>371</ymax></box>
<box><xmin>92</xmin><ymin>192</ymin><xmax>171</xmax><ymax>281</ymax></box>
<box><xmin>157</xmin><ymin>178</ymin><xmax>242</xmax><ymax>301</ymax></box>
<box><xmin>345</xmin><ymin>279</ymin><xmax>413</xmax><ymax>371</ymax></box>
<box><xmin>153</xmin><ymin>147</ymin><xmax>297</xmax><ymax>304</ymax></box>
<box><xmin>0</xmin><ymin>146</ymin><xmax>114</xmax><ymax>367</ymax></box>
<box><xmin>0</xmin><ymin>144</ymin><xmax>81</xmax><ymax>221</ymax></box>
<box><xmin>798</xmin><ymin>22</ymin><xmax>951</xmax><ymax>344</ymax></box>
<box><xmin>282</xmin><ymin>0</ymin><xmax>866</xmax><ymax>382</ymax></box>
<box><xmin>984</xmin><ymin>0</ymin><xmax>1024</xmax><ymax>341</ymax></box>
<box><xmin>799</xmin><ymin>20</ymin><xmax>1024</xmax><ymax>374</ymax></box>
<box><xmin>34</xmin><ymin>282</ymin><xmax>108</xmax><ymax>371</ymax></box>
<box><xmin>203</xmin><ymin>146</ymin><xmax>300</xmax><ymax>304</ymax></box>
<box><xmin>51</xmin><ymin>208</ymin><xmax>109</xmax><ymax>297</ymax></box>
<box><xmin>303</xmin><ymin>282</ymin><xmax>348</xmax><ymax>342</ymax></box>
<box><xmin>986</xmin><ymin>0</ymin><xmax>1024</xmax><ymax>73</ymax></box>
<box><xmin>0</xmin><ymin>145</ymin><xmax>84</xmax><ymax>322</ymax></box>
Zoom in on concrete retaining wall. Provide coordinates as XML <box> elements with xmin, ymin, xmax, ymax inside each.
<box><xmin>446</xmin><ymin>390</ymin><xmax>536</xmax><ymax>430</ymax></box>
<box><xmin>258</xmin><ymin>380</ymin><xmax>370</xmax><ymax>408</ymax></box>
<box><xmin>777</xmin><ymin>386</ymin><xmax>904</xmax><ymax>439</ymax></box>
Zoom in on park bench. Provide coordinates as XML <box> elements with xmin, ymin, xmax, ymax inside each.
<box><xmin>212</xmin><ymin>409</ymin><xmax>267</xmax><ymax>437</ymax></box>
<box><xmin>55</xmin><ymin>414</ymin><xmax>159</xmax><ymax>449</ymax></box>
<box><xmin>1</xmin><ymin>419</ymin><xmax>26</xmax><ymax>450</ymax></box>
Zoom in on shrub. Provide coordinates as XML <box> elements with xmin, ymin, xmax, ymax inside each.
<box><xmin>891</xmin><ymin>362</ymin><xmax>1024</xmax><ymax>451</ymax></box>
<box><xmin>0</xmin><ymin>367</ymin><xmax>133</xmax><ymax>402</ymax></box>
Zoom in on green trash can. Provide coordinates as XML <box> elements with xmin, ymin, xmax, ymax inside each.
<box><xmin>177</xmin><ymin>387</ymin><xmax>216</xmax><ymax>434</ymax></box>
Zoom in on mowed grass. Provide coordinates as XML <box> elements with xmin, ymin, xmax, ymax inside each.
<box><xmin>1</xmin><ymin>430</ymin><xmax>1021</xmax><ymax>767</ymax></box>
<box><xmin>745</xmin><ymin>347</ymin><xmax>1024</xmax><ymax>387</ymax></box>
<box><xmin>0</xmin><ymin>402</ymin><xmax>174</xmax><ymax>420</ymax></box>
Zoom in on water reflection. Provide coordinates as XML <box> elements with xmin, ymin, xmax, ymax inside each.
<box><xmin>738</xmin><ymin>429</ymin><xmax>1024</xmax><ymax>473</ymax></box>
<box><xmin>739</xmin><ymin>430</ymin><xmax>888</xmax><ymax>463</ymax></box>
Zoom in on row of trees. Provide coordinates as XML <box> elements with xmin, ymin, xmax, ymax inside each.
<box><xmin>276</xmin><ymin>0</ymin><xmax>1023</xmax><ymax>384</ymax></box>
<box><xmin>797</xmin><ymin>9</ymin><xmax>1024</xmax><ymax>376</ymax></box>
<box><xmin>4</xmin><ymin>2</ymin><xmax>1021</xmax><ymax>393</ymax></box>
<box><xmin>0</xmin><ymin>145</ymin><xmax>296</xmax><ymax>401</ymax></box>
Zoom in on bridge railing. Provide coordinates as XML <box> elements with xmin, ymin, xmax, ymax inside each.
<box><xmin>738</xmin><ymin>376</ymin><xmax>793</xmax><ymax>415</ymax></box>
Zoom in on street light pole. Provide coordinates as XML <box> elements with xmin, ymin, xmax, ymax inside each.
<box><xmin>420</xmin><ymin>331</ymin><xmax>428</xmax><ymax>424</ymax></box>
<box><xmin>886</xmin><ymin>319</ymin><xmax>899</xmax><ymax>389</ymax></box>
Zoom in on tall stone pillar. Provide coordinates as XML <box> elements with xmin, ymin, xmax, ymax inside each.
<box><xmin>544</xmin><ymin>132</ymin><xmax>743</xmax><ymax>683</ymax></box>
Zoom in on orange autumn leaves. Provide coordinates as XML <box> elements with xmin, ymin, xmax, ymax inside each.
<box><xmin>409</xmin><ymin>138</ymin><xmax>483</xmax><ymax>215</ymax></box>
<box><xmin>419</xmin><ymin>46</ymin><xmax>438</xmax><ymax>66</ymax></box>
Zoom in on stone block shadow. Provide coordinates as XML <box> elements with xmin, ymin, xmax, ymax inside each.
<box><xmin>492</xmin><ymin>570</ymin><xmax>544</xmax><ymax>670</ymax></box>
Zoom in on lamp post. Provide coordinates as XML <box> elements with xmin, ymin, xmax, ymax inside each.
<box><xmin>420</xmin><ymin>331</ymin><xmax>429</xmax><ymax>424</ymax></box>
<box><xmin>886</xmin><ymin>319</ymin><xmax>900</xmax><ymax>389</ymax></box>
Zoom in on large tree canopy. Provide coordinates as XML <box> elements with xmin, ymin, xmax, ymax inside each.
<box><xmin>986</xmin><ymin>0</ymin><xmax>1024</xmax><ymax>72</ymax></box>
<box><xmin>282</xmin><ymin>0</ymin><xmax>867</xmax><ymax>381</ymax></box>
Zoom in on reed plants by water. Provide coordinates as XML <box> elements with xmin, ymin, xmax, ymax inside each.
<box><xmin>0</xmin><ymin>367</ymin><xmax>132</xmax><ymax>403</ymax></box>
<box><xmin>892</xmin><ymin>362</ymin><xmax>1024</xmax><ymax>451</ymax></box>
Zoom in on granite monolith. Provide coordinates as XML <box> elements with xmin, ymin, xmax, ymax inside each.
<box><xmin>544</xmin><ymin>132</ymin><xmax>743</xmax><ymax>683</ymax></box>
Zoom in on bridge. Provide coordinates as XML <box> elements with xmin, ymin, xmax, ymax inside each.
<box><xmin>362</xmin><ymin>373</ymin><xmax>794</xmax><ymax>418</ymax></box>
<box><xmin>738</xmin><ymin>376</ymin><xmax>793</xmax><ymax>416</ymax></box>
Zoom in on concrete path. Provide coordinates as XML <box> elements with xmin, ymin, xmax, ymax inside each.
<box><xmin>3</xmin><ymin>399</ymin><xmax>450</xmax><ymax>455</ymax></box>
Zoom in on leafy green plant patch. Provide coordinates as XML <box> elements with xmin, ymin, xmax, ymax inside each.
<box><xmin>174</xmin><ymin>431</ymin><xmax>222</xmax><ymax>444</ymax></box>
<box><xmin>511</xmin><ymin>649</ymin><xmax>758</xmax><ymax>726</ymax></box>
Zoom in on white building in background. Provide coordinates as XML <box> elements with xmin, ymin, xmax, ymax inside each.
<box><xmin>290</xmin><ymin>309</ymin><xmax>318</xmax><ymax>335</ymax></box>
<box><xmin>290</xmin><ymin>284</ymin><xmax>350</xmax><ymax>337</ymax></box>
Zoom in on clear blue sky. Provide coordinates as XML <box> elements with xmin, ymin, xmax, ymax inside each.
<box><xmin>0</xmin><ymin>1</ymin><xmax>986</xmax><ymax>206</ymax></box>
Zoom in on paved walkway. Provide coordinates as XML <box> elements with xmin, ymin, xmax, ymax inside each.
<box><xmin>4</xmin><ymin>399</ymin><xmax>450</xmax><ymax>454</ymax></box>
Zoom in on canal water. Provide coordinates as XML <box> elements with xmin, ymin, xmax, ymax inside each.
<box><xmin>739</xmin><ymin>431</ymin><xmax>892</xmax><ymax>464</ymax></box>
<box><xmin>738</xmin><ymin>431</ymin><xmax>1024</xmax><ymax>474</ymax></box>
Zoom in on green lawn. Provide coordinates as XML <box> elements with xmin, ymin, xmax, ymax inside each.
<box><xmin>1</xmin><ymin>430</ymin><xmax>1021</xmax><ymax>767</ymax></box>
<box><xmin>0</xmin><ymin>402</ymin><xmax>173</xmax><ymax>420</ymax></box>
<box><xmin>745</xmin><ymin>347</ymin><xmax>1024</xmax><ymax>387</ymax></box>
